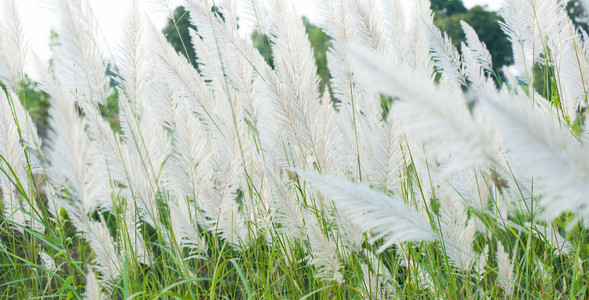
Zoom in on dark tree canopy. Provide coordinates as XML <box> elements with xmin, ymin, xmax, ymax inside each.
<box><xmin>430</xmin><ymin>0</ymin><xmax>468</xmax><ymax>18</ymax></box>
<box><xmin>163</xmin><ymin>7</ymin><xmax>198</xmax><ymax>67</ymax></box>
<box><xmin>302</xmin><ymin>17</ymin><xmax>332</xmax><ymax>94</ymax></box>
<box><xmin>568</xmin><ymin>0</ymin><xmax>589</xmax><ymax>33</ymax></box>
<box><xmin>251</xmin><ymin>30</ymin><xmax>275</xmax><ymax>68</ymax></box>
<box><xmin>433</xmin><ymin>3</ymin><xmax>513</xmax><ymax>68</ymax></box>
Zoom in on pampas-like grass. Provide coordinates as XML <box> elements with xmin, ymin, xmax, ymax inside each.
<box><xmin>437</xmin><ymin>189</ymin><xmax>478</xmax><ymax>271</ymax></box>
<box><xmin>460</xmin><ymin>21</ymin><xmax>493</xmax><ymax>75</ymax></box>
<box><xmin>496</xmin><ymin>241</ymin><xmax>515</xmax><ymax>296</ymax></box>
<box><xmin>0</xmin><ymin>92</ymin><xmax>42</xmax><ymax>234</ymax></box>
<box><xmin>2</xmin><ymin>0</ymin><xmax>589</xmax><ymax>297</ymax></box>
<box><xmin>346</xmin><ymin>46</ymin><xmax>500</xmax><ymax>172</ymax></box>
<box><xmin>349</xmin><ymin>0</ymin><xmax>391</xmax><ymax>58</ymax></box>
<box><xmin>0</xmin><ymin>0</ymin><xmax>27</xmax><ymax>91</ymax></box>
<box><xmin>84</xmin><ymin>270</ymin><xmax>106</xmax><ymax>300</ymax></box>
<box><xmin>53</xmin><ymin>0</ymin><xmax>112</xmax><ymax>106</ymax></box>
<box><xmin>298</xmin><ymin>170</ymin><xmax>438</xmax><ymax>253</ymax></box>
<box><xmin>478</xmin><ymin>91</ymin><xmax>589</xmax><ymax>226</ymax></box>
<box><xmin>423</xmin><ymin>9</ymin><xmax>466</xmax><ymax>89</ymax></box>
<box><xmin>169</xmin><ymin>197</ymin><xmax>208</xmax><ymax>259</ymax></box>
<box><xmin>115</xmin><ymin>0</ymin><xmax>153</xmax><ymax>110</ymax></box>
<box><xmin>63</xmin><ymin>202</ymin><xmax>121</xmax><ymax>288</ymax></box>
<box><xmin>0</xmin><ymin>92</ymin><xmax>38</xmax><ymax>198</ymax></box>
<box><xmin>46</xmin><ymin>78</ymin><xmax>106</xmax><ymax>215</ymax></box>
<box><xmin>305</xmin><ymin>212</ymin><xmax>344</xmax><ymax>284</ymax></box>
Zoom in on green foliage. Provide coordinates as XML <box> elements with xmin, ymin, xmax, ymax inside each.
<box><xmin>162</xmin><ymin>6</ymin><xmax>226</xmax><ymax>69</ymax></box>
<box><xmin>163</xmin><ymin>7</ymin><xmax>198</xmax><ymax>67</ymax></box>
<box><xmin>251</xmin><ymin>30</ymin><xmax>274</xmax><ymax>68</ymax></box>
<box><xmin>568</xmin><ymin>0</ymin><xmax>589</xmax><ymax>33</ymax></box>
<box><xmin>434</xmin><ymin>5</ymin><xmax>513</xmax><ymax>68</ymax></box>
<box><xmin>17</xmin><ymin>76</ymin><xmax>51</xmax><ymax>126</ymax></box>
<box><xmin>430</xmin><ymin>0</ymin><xmax>468</xmax><ymax>17</ymax></box>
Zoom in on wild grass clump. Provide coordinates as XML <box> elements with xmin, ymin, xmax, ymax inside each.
<box><xmin>0</xmin><ymin>0</ymin><xmax>588</xmax><ymax>298</ymax></box>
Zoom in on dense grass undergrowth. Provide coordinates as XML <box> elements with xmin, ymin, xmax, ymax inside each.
<box><xmin>1</xmin><ymin>0</ymin><xmax>589</xmax><ymax>298</ymax></box>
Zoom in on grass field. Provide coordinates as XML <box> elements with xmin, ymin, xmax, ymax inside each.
<box><xmin>0</xmin><ymin>0</ymin><xmax>588</xmax><ymax>298</ymax></box>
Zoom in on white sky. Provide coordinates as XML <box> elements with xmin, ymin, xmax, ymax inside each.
<box><xmin>15</xmin><ymin>0</ymin><xmax>499</xmax><ymax>79</ymax></box>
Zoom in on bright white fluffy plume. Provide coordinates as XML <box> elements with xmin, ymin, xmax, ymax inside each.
<box><xmin>0</xmin><ymin>0</ymin><xmax>27</xmax><ymax>90</ymax></box>
<box><xmin>53</xmin><ymin>0</ymin><xmax>112</xmax><ymax>105</ymax></box>
<box><xmin>346</xmin><ymin>46</ymin><xmax>500</xmax><ymax>171</ymax></box>
<box><xmin>478</xmin><ymin>91</ymin><xmax>589</xmax><ymax>226</ymax></box>
<box><xmin>84</xmin><ymin>270</ymin><xmax>105</xmax><ymax>300</ymax></box>
<box><xmin>496</xmin><ymin>241</ymin><xmax>515</xmax><ymax>296</ymax></box>
<box><xmin>298</xmin><ymin>171</ymin><xmax>438</xmax><ymax>253</ymax></box>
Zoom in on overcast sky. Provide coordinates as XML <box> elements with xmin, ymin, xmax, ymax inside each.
<box><xmin>15</xmin><ymin>0</ymin><xmax>500</xmax><ymax>78</ymax></box>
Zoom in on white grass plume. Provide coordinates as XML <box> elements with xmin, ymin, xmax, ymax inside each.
<box><xmin>319</xmin><ymin>1</ymin><xmax>359</xmax><ymax>108</ymax></box>
<box><xmin>85</xmin><ymin>219</ymin><xmax>122</xmax><ymax>287</ymax></box>
<box><xmin>264</xmin><ymin>166</ymin><xmax>307</xmax><ymax>241</ymax></box>
<box><xmin>198</xmin><ymin>146</ymin><xmax>250</xmax><ymax>250</ymax></box>
<box><xmin>84</xmin><ymin>270</ymin><xmax>105</xmax><ymax>300</ymax></box>
<box><xmin>39</xmin><ymin>252</ymin><xmax>57</xmax><ymax>272</ymax></box>
<box><xmin>166</xmin><ymin>99</ymin><xmax>213</xmax><ymax>198</ymax></box>
<box><xmin>478</xmin><ymin>91</ymin><xmax>589</xmax><ymax>226</ymax></box>
<box><xmin>549</xmin><ymin>27</ymin><xmax>587</xmax><ymax>119</ymax></box>
<box><xmin>117</xmin><ymin>93</ymin><xmax>172</xmax><ymax>227</ymax></box>
<box><xmin>149</xmin><ymin>19</ymin><xmax>221</xmax><ymax>131</ymax></box>
<box><xmin>0</xmin><ymin>92</ymin><xmax>43</xmax><ymax>233</ymax></box>
<box><xmin>115</xmin><ymin>0</ymin><xmax>153</xmax><ymax>110</ymax></box>
<box><xmin>403</xmin><ymin>0</ymin><xmax>435</xmax><ymax>76</ymax></box>
<box><xmin>424</xmin><ymin>15</ymin><xmax>466</xmax><ymax>89</ymax></box>
<box><xmin>298</xmin><ymin>170</ymin><xmax>438</xmax><ymax>253</ymax></box>
<box><xmin>0</xmin><ymin>92</ymin><xmax>40</xmax><ymax>200</ymax></box>
<box><xmin>362</xmin><ymin>250</ymin><xmax>396</xmax><ymax>299</ymax></box>
<box><xmin>348</xmin><ymin>0</ymin><xmax>392</xmax><ymax>58</ymax></box>
<box><xmin>438</xmin><ymin>190</ymin><xmax>477</xmax><ymax>271</ymax></box>
<box><xmin>460</xmin><ymin>21</ymin><xmax>496</xmax><ymax>90</ymax></box>
<box><xmin>46</xmin><ymin>79</ymin><xmax>106</xmax><ymax>214</ymax></box>
<box><xmin>63</xmin><ymin>203</ymin><xmax>121</xmax><ymax>288</ymax></box>
<box><xmin>184</xmin><ymin>0</ymin><xmax>262</xmax><ymax>129</ymax></box>
<box><xmin>169</xmin><ymin>198</ymin><xmax>208</xmax><ymax>259</ymax></box>
<box><xmin>53</xmin><ymin>0</ymin><xmax>112</xmax><ymax>106</ymax></box>
<box><xmin>460</xmin><ymin>21</ymin><xmax>493</xmax><ymax>75</ymax></box>
<box><xmin>0</xmin><ymin>0</ymin><xmax>27</xmax><ymax>90</ymax></box>
<box><xmin>461</xmin><ymin>43</ymin><xmax>496</xmax><ymax>90</ymax></box>
<box><xmin>368</xmin><ymin>112</ymin><xmax>403</xmax><ymax>193</ymax></box>
<box><xmin>122</xmin><ymin>201</ymin><xmax>153</xmax><ymax>265</ymax></box>
<box><xmin>347</xmin><ymin>46</ymin><xmax>500</xmax><ymax>171</ymax></box>
<box><xmin>260</xmin><ymin>0</ymin><xmax>323</xmax><ymax>164</ymax></box>
<box><xmin>305</xmin><ymin>212</ymin><xmax>344</xmax><ymax>284</ymax></box>
<box><xmin>380</xmin><ymin>0</ymin><xmax>405</xmax><ymax>60</ymax></box>
<box><xmin>496</xmin><ymin>241</ymin><xmax>515</xmax><ymax>296</ymax></box>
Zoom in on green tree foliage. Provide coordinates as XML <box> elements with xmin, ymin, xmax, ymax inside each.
<box><xmin>434</xmin><ymin>4</ymin><xmax>513</xmax><ymax>68</ymax></box>
<box><xmin>11</xmin><ymin>76</ymin><xmax>51</xmax><ymax>126</ymax></box>
<box><xmin>567</xmin><ymin>0</ymin><xmax>589</xmax><ymax>33</ymax></box>
<box><xmin>251</xmin><ymin>30</ymin><xmax>274</xmax><ymax>68</ymax></box>
<box><xmin>430</xmin><ymin>0</ymin><xmax>468</xmax><ymax>17</ymax></box>
<box><xmin>162</xmin><ymin>7</ymin><xmax>198</xmax><ymax>67</ymax></box>
<box><xmin>162</xmin><ymin>6</ymin><xmax>226</xmax><ymax>69</ymax></box>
